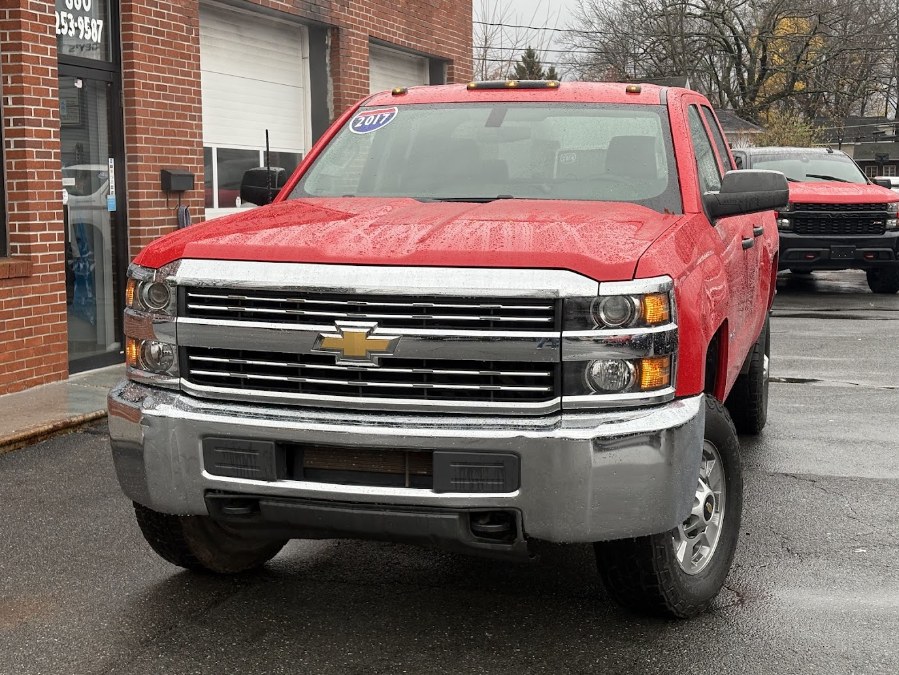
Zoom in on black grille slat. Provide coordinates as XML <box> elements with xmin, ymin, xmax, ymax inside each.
<box><xmin>791</xmin><ymin>202</ymin><xmax>891</xmax><ymax>236</ymax></box>
<box><xmin>183</xmin><ymin>288</ymin><xmax>558</xmax><ymax>331</ymax></box>
<box><xmin>185</xmin><ymin>347</ymin><xmax>558</xmax><ymax>403</ymax></box>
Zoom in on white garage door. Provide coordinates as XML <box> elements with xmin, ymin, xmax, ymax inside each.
<box><xmin>200</xmin><ymin>4</ymin><xmax>310</xmax><ymax>217</ymax></box>
<box><xmin>369</xmin><ymin>45</ymin><xmax>429</xmax><ymax>94</ymax></box>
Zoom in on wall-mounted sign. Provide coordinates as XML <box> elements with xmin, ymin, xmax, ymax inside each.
<box><xmin>55</xmin><ymin>0</ymin><xmax>111</xmax><ymax>62</ymax></box>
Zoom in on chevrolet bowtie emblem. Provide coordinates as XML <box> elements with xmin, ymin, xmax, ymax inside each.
<box><xmin>312</xmin><ymin>322</ymin><xmax>400</xmax><ymax>366</ymax></box>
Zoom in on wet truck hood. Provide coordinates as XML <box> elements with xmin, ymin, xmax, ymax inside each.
<box><xmin>788</xmin><ymin>181</ymin><xmax>899</xmax><ymax>204</ymax></box>
<box><xmin>134</xmin><ymin>198</ymin><xmax>684</xmax><ymax>282</ymax></box>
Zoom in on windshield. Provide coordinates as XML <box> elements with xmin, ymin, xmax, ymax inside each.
<box><xmin>292</xmin><ymin>103</ymin><xmax>682</xmax><ymax>213</ymax></box>
<box><xmin>749</xmin><ymin>152</ymin><xmax>867</xmax><ymax>184</ymax></box>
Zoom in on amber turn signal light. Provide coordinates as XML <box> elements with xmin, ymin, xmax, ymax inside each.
<box><xmin>639</xmin><ymin>356</ymin><xmax>671</xmax><ymax>390</ymax></box>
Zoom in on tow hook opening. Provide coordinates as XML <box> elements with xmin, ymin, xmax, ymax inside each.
<box><xmin>469</xmin><ymin>510</ymin><xmax>518</xmax><ymax>542</ymax></box>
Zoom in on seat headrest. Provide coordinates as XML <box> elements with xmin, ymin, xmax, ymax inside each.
<box><xmin>606</xmin><ymin>136</ymin><xmax>659</xmax><ymax>179</ymax></box>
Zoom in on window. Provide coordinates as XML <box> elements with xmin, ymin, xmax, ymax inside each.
<box><xmin>865</xmin><ymin>166</ymin><xmax>878</xmax><ymax>177</ymax></box>
<box><xmin>204</xmin><ymin>147</ymin><xmax>302</xmax><ymax>209</ymax></box>
<box><xmin>750</xmin><ymin>151</ymin><xmax>867</xmax><ymax>184</ymax></box>
<box><xmin>700</xmin><ymin>107</ymin><xmax>735</xmax><ymax>172</ymax></box>
<box><xmin>687</xmin><ymin>106</ymin><xmax>722</xmax><ymax>193</ymax></box>
<box><xmin>882</xmin><ymin>165</ymin><xmax>897</xmax><ymax>177</ymax></box>
<box><xmin>295</xmin><ymin>103</ymin><xmax>683</xmax><ymax>214</ymax></box>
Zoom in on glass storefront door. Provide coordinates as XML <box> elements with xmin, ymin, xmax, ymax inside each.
<box><xmin>60</xmin><ymin>72</ymin><xmax>125</xmax><ymax>369</ymax></box>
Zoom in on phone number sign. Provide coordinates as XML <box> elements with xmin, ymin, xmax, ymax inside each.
<box><xmin>55</xmin><ymin>0</ymin><xmax>110</xmax><ymax>61</ymax></box>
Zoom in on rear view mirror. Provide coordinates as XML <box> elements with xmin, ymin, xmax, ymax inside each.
<box><xmin>240</xmin><ymin>167</ymin><xmax>288</xmax><ymax>206</ymax></box>
<box><xmin>704</xmin><ymin>170</ymin><xmax>789</xmax><ymax>219</ymax></box>
<box><xmin>873</xmin><ymin>177</ymin><xmax>893</xmax><ymax>188</ymax></box>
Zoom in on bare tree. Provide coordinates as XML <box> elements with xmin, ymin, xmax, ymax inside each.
<box><xmin>564</xmin><ymin>0</ymin><xmax>898</xmax><ymax>122</ymax></box>
<box><xmin>473</xmin><ymin>0</ymin><xmax>564</xmax><ymax>80</ymax></box>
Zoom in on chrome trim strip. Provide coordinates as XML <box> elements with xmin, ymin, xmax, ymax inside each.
<box><xmin>179</xmin><ymin>380</ymin><xmax>563</xmax><ymax>415</ymax></box>
<box><xmin>189</xmin><ymin>355</ymin><xmax>551</xmax><ymax>378</ymax></box>
<box><xmin>177</xmin><ymin>318</ymin><xmax>561</xmax><ymax>362</ymax></box>
<box><xmin>186</xmin><ymin>291</ymin><xmax>554</xmax><ymax>312</ymax></box>
<box><xmin>597</xmin><ymin>275</ymin><xmax>673</xmax><ymax>296</ymax></box>
<box><xmin>562</xmin><ymin>387</ymin><xmax>676</xmax><ymax>409</ymax></box>
<box><xmin>190</xmin><ymin>370</ymin><xmax>552</xmax><ymax>392</ymax></box>
<box><xmin>170</xmin><ymin>259</ymin><xmax>600</xmax><ymax>298</ymax></box>
<box><xmin>561</xmin><ymin>325</ymin><xmax>678</xmax><ymax>361</ymax></box>
<box><xmin>124</xmin><ymin>310</ymin><xmax>177</xmax><ymax>343</ymax></box>
<box><xmin>185</xmin><ymin>303</ymin><xmax>554</xmax><ymax>323</ymax></box>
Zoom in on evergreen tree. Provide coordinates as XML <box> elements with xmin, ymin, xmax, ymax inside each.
<box><xmin>510</xmin><ymin>47</ymin><xmax>559</xmax><ymax>80</ymax></box>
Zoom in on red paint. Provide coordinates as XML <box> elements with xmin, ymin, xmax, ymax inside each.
<box><xmin>134</xmin><ymin>83</ymin><xmax>776</xmax><ymax>402</ymax></box>
<box><xmin>136</xmin><ymin>197</ymin><xmax>682</xmax><ymax>282</ymax></box>
<box><xmin>787</xmin><ymin>181</ymin><xmax>899</xmax><ymax>205</ymax></box>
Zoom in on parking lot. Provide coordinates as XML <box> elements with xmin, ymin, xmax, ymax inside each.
<box><xmin>1</xmin><ymin>269</ymin><xmax>897</xmax><ymax>675</ymax></box>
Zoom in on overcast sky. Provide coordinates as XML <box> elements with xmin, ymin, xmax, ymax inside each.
<box><xmin>473</xmin><ymin>0</ymin><xmax>584</xmax><ymax>76</ymax></box>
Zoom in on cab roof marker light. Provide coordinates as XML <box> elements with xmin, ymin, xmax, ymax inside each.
<box><xmin>467</xmin><ymin>80</ymin><xmax>561</xmax><ymax>90</ymax></box>
<box><xmin>391</xmin><ymin>87</ymin><xmax>408</xmax><ymax>96</ymax></box>
<box><xmin>625</xmin><ymin>84</ymin><xmax>642</xmax><ymax>94</ymax></box>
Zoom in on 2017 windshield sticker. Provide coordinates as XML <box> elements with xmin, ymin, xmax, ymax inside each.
<box><xmin>350</xmin><ymin>107</ymin><xmax>398</xmax><ymax>134</ymax></box>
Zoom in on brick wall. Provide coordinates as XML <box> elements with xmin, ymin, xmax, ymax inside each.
<box><xmin>0</xmin><ymin>0</ymin><xmax>69</xmax><ymax>394</ymax></box>
<box><xmin>0</xmin><ymin>0</ymin><xmax>472</xmax><ymax>395</ymax></box>
<box><xmin>120</xmin><ymin>0</ymin><xmax>206</xmax><ymax>260</ymax></box>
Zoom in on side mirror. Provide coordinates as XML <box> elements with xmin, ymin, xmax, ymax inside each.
<box><xmin>240</xmin><ymin>167</ymin><xmax>288</xmax><ymax>206</ymax></box>
<box><xmin>873</xmin><ymin>177</ymin><xmax>892</xmax><ymax>188</ymax></box>
<box><xmin>703</xmin><ymin>170</ymin><xmax>789</xmax><ymax>219</ymax></box>
<box><xmin>733</xmin><ymin>155</ymin><xmax>744</xmax><ymax>170</ymax></box>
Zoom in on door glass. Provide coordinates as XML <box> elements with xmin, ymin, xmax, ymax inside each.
<box><xmin>60</xmin><ymin>75</ymin><xmax>121</xmax><ymax>364</ymax></box>
<box><xmin>55</xmin><ymin>0</ymin><xmax>113</xmax><ymax>62</ymax></box>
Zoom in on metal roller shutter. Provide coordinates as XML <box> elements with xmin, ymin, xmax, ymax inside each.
<box><xmin>200</xmin><ymin>4</ymin><xmax>309</xmax><ymax>216</ymax></box>
<box><xmin>369</xmin><ymin>45</ymin><xmax>429</xmax><ymax>94</ymax></box>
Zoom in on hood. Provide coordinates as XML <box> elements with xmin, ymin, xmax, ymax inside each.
<box><xmin>135</xmin><ymin>198</ymin><xmax>685</xmax><ymax>282</ymax></box>
<box><xmin>788</xmin><ymin>181</ymin><xmax>899</xmax><ymax>204</ymax></box>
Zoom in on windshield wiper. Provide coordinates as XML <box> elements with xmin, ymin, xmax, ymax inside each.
<box><xmin>805</xmin><ymin>173</ymin><xmax>850</xmax><ymax>183</ymax></box>
<box><xmin>430</xmin><ymin>195</ymin><xmax>519</xmax><ymax>203</ymax></box>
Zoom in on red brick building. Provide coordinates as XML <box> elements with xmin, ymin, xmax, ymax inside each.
<box><xmin>0</xmin><ymin>0</ymin><xmax>472</xmax><ymax>395</ymax></box>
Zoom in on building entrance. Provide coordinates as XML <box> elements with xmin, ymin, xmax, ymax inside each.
<box><xmin>60</xmin><ymin>70</ymin><xmax>126</xmax><ymax>370</ymax></box>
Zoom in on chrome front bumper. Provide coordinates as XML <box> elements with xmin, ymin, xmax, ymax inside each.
<box><xmin>108</xmin><ymin>381</ymin><xmax>704</xmax><ymax>546</ymax></box>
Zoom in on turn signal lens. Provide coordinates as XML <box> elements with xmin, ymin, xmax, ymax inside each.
<box><xmin>125</xmin><ymin>278</ymin><xmax>136</xmax><ymax>308</ymax></box>
<box><xmin>639</xmin><ymin>356</ymin><xmax>671</xmax><ymax>390</ymax></box>
<box><xmin>641</xmin><ymin>293</ymin><xmax>670</xmax><ymax>324</ymax></box>
<box><xmin>125</xmin><ymin>337</ymin><xmax>140</xmax><ymax>368</ymax></box>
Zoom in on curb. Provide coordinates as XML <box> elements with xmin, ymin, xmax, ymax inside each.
<box><xmin>0</xmin><ymin>410</ymin><xmax>108</xmax><ymax>455</ymax></box>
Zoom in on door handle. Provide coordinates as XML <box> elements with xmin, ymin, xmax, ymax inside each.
<box><xmin>742</xmin><ymin>237</ymin><xmax>754</xmax><ymax>250</ymax></box>
<box><xmin>753</xmin><ymin>226</ymin><xmax>765</xmax><ymax>237</ymax></box>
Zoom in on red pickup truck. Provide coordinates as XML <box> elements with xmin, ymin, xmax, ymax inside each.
<box><xmin>733</xmin><ymin>146</ymin><xmax>899</xmax><ymax>293</ymax></box>
<box><xmin>108</xmin><ymin>81</ymin><xmax>787</xmax><ymax>617</ymax></box>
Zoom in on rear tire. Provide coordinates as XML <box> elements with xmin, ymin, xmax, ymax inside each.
<box><xmin>133</xmin><ymin>502</ymin><xmax>287</xmax><ymax>574</ymax></box>
<box><xmin>726</xmin><ymin>317</ymin><xmax>770</xmax><ymax>435</ymax></box>
<box><xmin>594</xmin><ymin>397</ymin><xmax>743</xmax><ymax>618</ymax></box>
<box><xmin>866</xmin><ymin>268</ymin><xmax>899</xmax><ymax>294</ymax></box>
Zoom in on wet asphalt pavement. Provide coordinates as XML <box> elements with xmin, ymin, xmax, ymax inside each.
<box><xmin>1</xmin><ymin>270</ymin><xmax>897</xmax><ymax>675</ymax></box>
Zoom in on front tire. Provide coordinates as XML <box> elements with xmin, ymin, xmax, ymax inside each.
<box><xmin>726</xmin><ymin>316</ymin><xmax>770</xmax><ymax>435</ymax></box>
<box><xmin>133</xmin><ymin>503</ymin><xmax>287</xmax><ymax>574</ymax></box>
<box><xmin>866</xmin><ymin>268</ymin><xmax>899</xmax><ymax>294</ymax></box>
<box><xmin>594</xmin><ymin>397</ymin><xmax>743</xmax><ymax>618</ymax></box>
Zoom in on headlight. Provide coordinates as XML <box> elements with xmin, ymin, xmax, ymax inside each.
<box><xmin>566</xmin><ymin>290</ymin><xmax>672</xmax><ymax>330</ymax></box>
<box><xmin>777</xmin><ymin>218</ymin><xmax>792</xmax><ymax>231</ymax></box>
<box><xmin>126</xmin><ymin>275</ymin><xmax>174</xmax><ymax>315</ymax></box>
<box><xmin>887</xmin><ymin>202</ymin><xmax>898</xmax><ymax>215</ymax></box>
<box><xmin>124</xmin><ymin>264</ymin><xmax>179</xmax><ymax>387</ymax></box>
<box><xmin>562</xmin><ymin>276</ymin><xmax>677</xmax><ymax>408</ymax></box>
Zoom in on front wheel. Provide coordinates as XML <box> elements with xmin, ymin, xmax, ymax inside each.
<box><xmin>594</xmin><ymin>397</ymin><xmax>743</xmax><ymax>618</ymax></box>
<box><xmin>866</xmin><ymin>268</ymin><xmax>899</xmax><ymax>294</ymax></box>
<box><xmin>133</xmin><ymin>503</ymin><xmax>287</xmax><ymax>574</ymax></box>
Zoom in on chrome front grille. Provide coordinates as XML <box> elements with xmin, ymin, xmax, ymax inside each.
<box><xmin>183</xmin><ymin>347</ymin><xmax>558</xmax><ymax>404</ymax></box>
<box><xmin>183</xmin><ymin>287</ymin><xmax>557</xmax><ymax>331</ymax></box>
